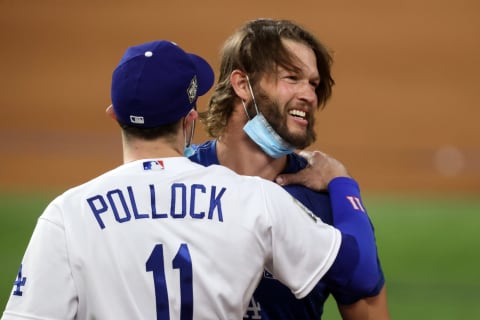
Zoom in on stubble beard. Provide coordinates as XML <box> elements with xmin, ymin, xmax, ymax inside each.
<box><xmin>249</xmin><ymin>88</ymin><xmax>317</xmax><ymax>149</ymax></box>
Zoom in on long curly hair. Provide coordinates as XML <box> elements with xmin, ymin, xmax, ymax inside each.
<box><xmin>200</xmin><ymin>18</ymin><xmax>335</xmax><ymax>138</ymax></box>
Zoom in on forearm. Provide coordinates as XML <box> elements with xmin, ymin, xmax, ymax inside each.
<box><xmin>325</xmin><ymin>177</ymin><xmax>381</xmax><ymax>295</ymax></box>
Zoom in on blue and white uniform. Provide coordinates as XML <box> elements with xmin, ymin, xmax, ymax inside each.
<box><xmin>190</xmin><ymin>140</ymin><xmax>385</xmax><ymax>319</ymax></box>
<box><xmin>2</xmin><ymin>157</ymin><xmax>342</xmax><ymax>320</ymax></box>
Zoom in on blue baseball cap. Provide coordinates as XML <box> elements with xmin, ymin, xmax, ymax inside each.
<box><xmin>111</xmin><ymin>40</ymin><xmax>214</xmax><ymax>127</ymax></box>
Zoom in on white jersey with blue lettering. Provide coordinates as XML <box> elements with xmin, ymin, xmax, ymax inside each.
<box><xmin>2</xmin><ymin>157</ymin><xmax>341</xmax><ymax>320</ymax></box>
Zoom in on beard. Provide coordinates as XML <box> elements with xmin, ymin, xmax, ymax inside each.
<box><xmin>246</xmin><ymin>87</ymin><xmax>316</xmax><ymax>149</ymax></box>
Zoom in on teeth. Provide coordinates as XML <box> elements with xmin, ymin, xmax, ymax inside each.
<box><xmin>289</xmin><ymin>109</ymin><xmax>306</xmax><ymax>118</ymax></box>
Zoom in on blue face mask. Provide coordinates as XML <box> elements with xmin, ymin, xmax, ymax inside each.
<box><xmin>184</xmin><ymin>145</ymin><xmax>196</xmax><ymax>157</ymax></box>
<box><xmin>243</xmin><ymin>112</ymin><xmax>295</xmax><ymax>158</ymax></box>
<box><xmin>242</xmin><ymin>76</ymin><xmax>294</xmax><ymax>158</ymax></box>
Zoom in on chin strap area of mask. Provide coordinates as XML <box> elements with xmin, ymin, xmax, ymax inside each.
<box><xmin>241</xmin><ymin>75</ymin><xmax>294</xmax><ymax>158</ymax></box>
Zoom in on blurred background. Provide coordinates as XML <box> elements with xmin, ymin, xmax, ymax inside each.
<box><xmin>1</xmin><ymin>0</ymin><xmax>479</xmax><ymax>194</ymax></box>
<box><xmin>1</xmin><ymin>0</ymin><xmax>479</xmax><ymax>318</ymax></box>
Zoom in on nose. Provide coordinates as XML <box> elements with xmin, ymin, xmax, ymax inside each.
<box><xmin>298</xmin><ymin>81</ymin><xmax>318</xmax><ymax>106</ymax></box>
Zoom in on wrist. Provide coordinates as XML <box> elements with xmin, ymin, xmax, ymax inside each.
<box><xmin>328</xmin><ymin>176</ymin><xmax>359</xmax><ymax>191</ymax></box>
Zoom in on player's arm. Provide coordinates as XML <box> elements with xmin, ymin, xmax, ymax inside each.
<box><xmin>337</xmin><ymin>285</ymin><xmax>390</xmax><ymax>320</ymax></box>
<box><xmin>293</xmin><ymin>151</ymin><xmax>389</xmax><ymax>318</ymax></box>
<box><xmin>322</xmin><ymin>175</ymin><xmax>381</xmax><ymax>296</ymax></box>
<box><xmin>331</xmin><ymin>252</ymin><xmax>389</xmax><ymax>319</ymax></box>
<box><xmin>2</xmin><ymin>202</ymin><xmax>77</xmax><ymax>320</ymax></box>
<box><xmin>279</xmin><ymin>151</ymin><xmax>382</xmax><ymax>294</ymax></box>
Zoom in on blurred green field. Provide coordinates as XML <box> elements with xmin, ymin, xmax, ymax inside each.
<box><xmin>1</xmin><ymin>192</ymin><xmax>479</xmax><ymax>319</ymax></box>
<box><xmin>324</xmin><ymin>194</ymin><xmax>480</xmax><ymax>319</ymax></box>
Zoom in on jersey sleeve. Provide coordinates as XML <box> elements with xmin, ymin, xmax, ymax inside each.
<box><xmin>2</xmin><ymin>202</ymin><xmax>77</xmax><ymax>320</ymax></box>
<box><xmin>323</xmin><ymin>177</ymin><xmax>384</xmax><ymax>299</ymax></box>
<box><xmin>260</xmin><ymin>180</ymin><xmax>342</xmax><ymax>299</ymax></box>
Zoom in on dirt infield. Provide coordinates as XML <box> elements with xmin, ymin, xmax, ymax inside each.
<box><xmin>1</xmin><ymin>1</ymin><xmax>479</xmax><ymax>195</ymax></box>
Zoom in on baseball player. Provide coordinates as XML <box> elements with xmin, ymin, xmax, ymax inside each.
<box><xmin>189</xmin><ymin>19</ymin><xmax>389</xmax><ymax>319</ymax></box>
<box><xmin>2</xmin><ymin>40</ymin><xmax>378</xmax><ymax>320</ymax></box>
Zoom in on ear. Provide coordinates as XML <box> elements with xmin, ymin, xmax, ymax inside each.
<box><xmin>185</xmin><ymin>109</ymin><xmax>198</xmax><ymax>123</ymax></box>
<box><xmin>230</xmin><ymin>70</ymin><xmax>252</xmax><ymax>102</ymax></box>
<box><xmin>182</xmin><ymin>109</ymin><xmax>198</xmax><ymax>131</ymax></box>
<box><xmin>183</xmin><ymin>109</ymin><xmax>198</xmax><ymax>145</ymax></box>
<box><xmin>106</xmin><ymin>104</ymin><xmax>117</xmax><ymax>120</ymax></box>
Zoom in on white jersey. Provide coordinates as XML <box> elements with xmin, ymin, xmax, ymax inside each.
<box><xmin>2</xmin><ymin>157</ymin><xmax>341</xmax><ymax>320</ymax></box>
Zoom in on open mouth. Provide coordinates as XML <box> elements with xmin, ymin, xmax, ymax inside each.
<box><xmin>288</xmin><ymin>109</ymin><xmax>307</xmax><ymax>120</ymax></box>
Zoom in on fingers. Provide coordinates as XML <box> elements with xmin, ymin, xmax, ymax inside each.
<box><xmin>299</xmin><ymin>150</ymin><xmax>328</xmax><ymax>166</ymax></box>
<box><xmin>298</xmin><ymin>150</ymin><xmax>313</xmax><ymax>163</ymax></box>
<box><xmin>275</xmin><ymin>171</ymin><xmax>307</xmax><ymax>186</ymax></box>
<box><xmin>276</xmin><ymin>150</ymin><xmax>350</xmax><ymax>191</ymax></box>
<box><xmin>276</xmin><ymin>166</ymin><xmax>328</xmax><ymax>191</ymax></box>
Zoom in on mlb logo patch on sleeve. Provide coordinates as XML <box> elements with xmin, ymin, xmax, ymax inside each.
<box><xmin>143</xmin><ymin>160</ymin><xmax>165</xmax><ymax>171</ymax></box>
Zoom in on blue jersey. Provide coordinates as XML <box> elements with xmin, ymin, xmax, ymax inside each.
<box><xmin>189</xmin><ymin>140</ymin><xmax>385</xmax><ymax>319</ymax></box>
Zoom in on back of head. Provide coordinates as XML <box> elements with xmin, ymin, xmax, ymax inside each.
<box><xmin>111</xmin><ymin>40</ymin><xmax>215</xmax><ymax>135</ymax></box>
<box><xmin>202</xmin><ymin>19</ymin><xmax>334</xmax><ymax>139</ymax></box>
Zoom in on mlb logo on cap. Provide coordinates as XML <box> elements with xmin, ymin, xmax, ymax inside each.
<box><xmin>111</xmin><ymin>40</ymin><xmax>214</xmax><ymax>128</ymax></box>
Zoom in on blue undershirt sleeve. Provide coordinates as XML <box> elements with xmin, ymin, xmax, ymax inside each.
<box><xmin>322</xmin><ymin>177</ymin><xmax>382</xmax><ymax>297</ymax></box>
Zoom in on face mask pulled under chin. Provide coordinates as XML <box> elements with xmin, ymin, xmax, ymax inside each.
<box><xmin>243</xmin><ymin>112</ymin><xmax>294</xmax><ymax>158</ymax></box>
<box><xmin>184</xmin><ymin>145</ymin><xmax>196</xmax><ymax>157</ymax></box>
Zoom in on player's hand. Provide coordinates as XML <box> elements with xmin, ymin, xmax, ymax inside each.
<box><xmin>275</xmin><ymin>150</ymin><xmax>350</xmax><ymax>191</ymax></box>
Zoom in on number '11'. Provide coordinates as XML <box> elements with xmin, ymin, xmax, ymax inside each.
<box><xmin>146</xmin><ymin>244</ymin><xmax>193</xmax><ymax>320</ymax></box>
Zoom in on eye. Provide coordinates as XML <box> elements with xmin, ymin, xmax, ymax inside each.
<box><xmin>284</xmin><ymin>74</ymin><xmax>299</xmax><ymax>82</ymax></box>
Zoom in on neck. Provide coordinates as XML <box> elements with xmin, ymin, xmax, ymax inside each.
<box><xmin>216</xmin><ymin>107</ymin><xmax>287</xmax><ymax>181</ymax></box>
<box><xmin>122</xmin><ymin>135</ymin><xmax>183</xmax><ymax>163</ymax></box>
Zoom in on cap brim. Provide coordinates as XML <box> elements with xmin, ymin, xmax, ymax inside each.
<box><xmin>188</xmin><ymin>53</ymin><xmax>215</xmax><ymax>96</ymax></box>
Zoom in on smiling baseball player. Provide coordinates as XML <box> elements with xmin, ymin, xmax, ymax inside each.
<box><xmin>2</xmin><ymin>40</ymin><xmax>377</xmax><ymax>320</ymax></box>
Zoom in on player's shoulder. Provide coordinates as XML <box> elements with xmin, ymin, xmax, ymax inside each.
<box><xmin>189</xmin><ymin>140</ymin><xmax>218</xmax><ymax>166</ymax></box>
<box><xmin>51</xmin><ymin>162</ymin><xmax>127</xmax><ymax>201</ymax></box>
<box><xmin>285</xmin><ymin>152</ymin><xmax>308</xmax><ymax>173</ymax></box>
<box><xmin>192</xmin><ymin>140</ymin><xmax>215</xmax><ymax>152</ymax></box>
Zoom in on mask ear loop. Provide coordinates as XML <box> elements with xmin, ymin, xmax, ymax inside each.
<box><xmin>184</xmin><ymin>109</ymin><xmax>196</xmax><ymax>149</ymax></box>
<box><xmin>245</xmin><ymin>75</ymin><xmax>260</xmax><ymax>115</ymax></box>
<box><xmin>241</xmin><ymin>100</ymin><xmax>251</xmax><ymax>120</ymax></box>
